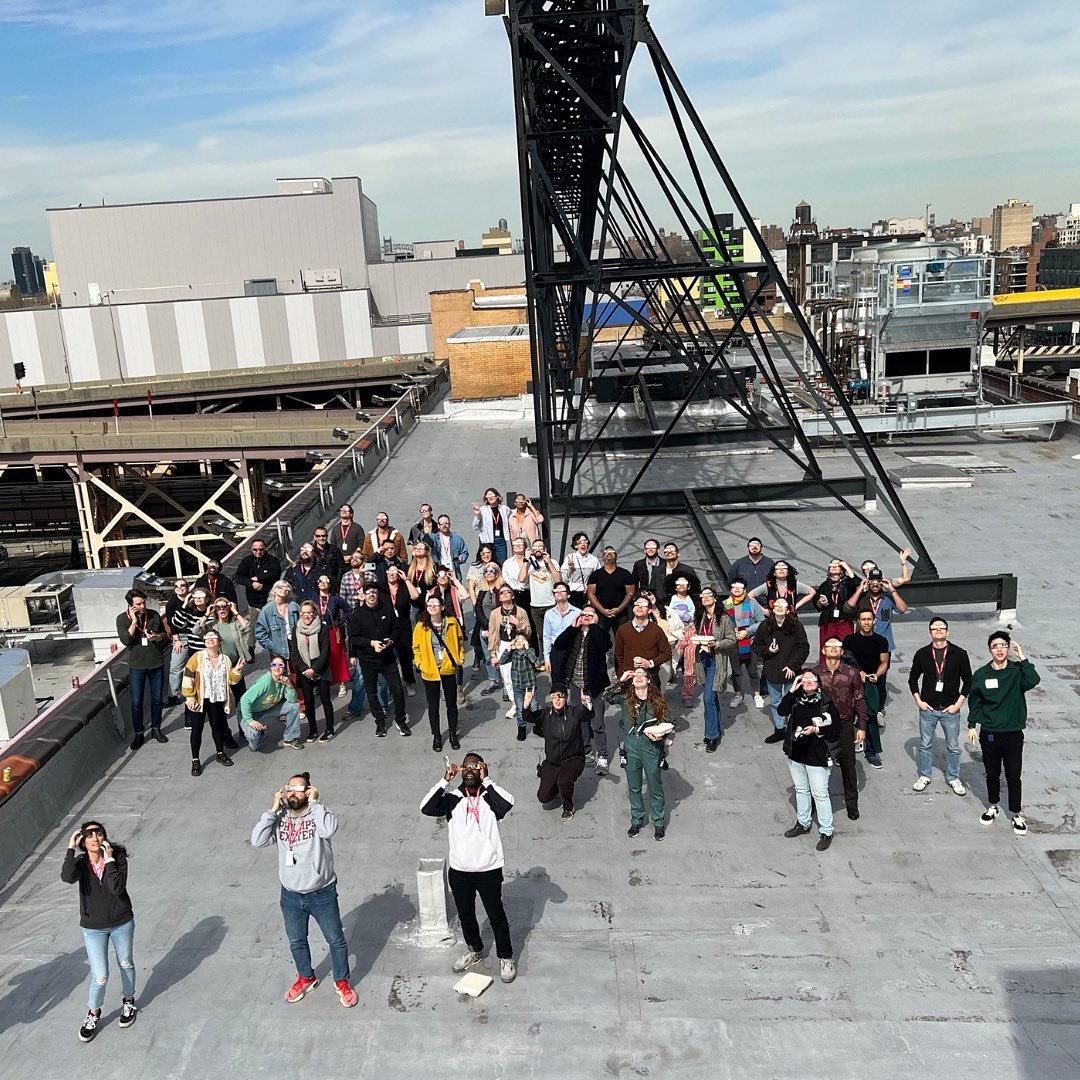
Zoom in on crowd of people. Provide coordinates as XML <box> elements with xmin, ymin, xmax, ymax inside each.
<box><xmin>66</xmin><ymin>489</ymin><xmax>1040</xmax><ymax>1042</ymax></box>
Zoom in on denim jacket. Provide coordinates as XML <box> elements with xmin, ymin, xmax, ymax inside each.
<box><xmin>255</xmin><ymin>601</ymin><xmax>299</xmax><ymax>658</ymax></box>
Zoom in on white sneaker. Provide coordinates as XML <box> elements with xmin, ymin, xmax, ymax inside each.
<box><xmin>912</xmin><ymin>776</ymin><xmax>932</xmax><ymax>792</ymax></box>
<box><xmin>596</xmin><ymin>755</ymin><xmax>608</xmax><ymax>775</ymax></box>
<box><xmin>980</xmin><ymin>805</ymin><xmax>999</xmax><ymax>825</ymax></box>
<box><xmin>505</xmin><ymin>705</ymin><xmax>517</xmax><ymax>719</ymax></box>
<box><xmin>753</xmin><ymin>693</ymin><xmax>766</xmax><ymax>709</ymax></box>
<box><xmin>728</xmin><ymin>694</ymin><xmax>744</xmax><ymax>708</ymax></box>
<box><xmin>500</xmin><ymin>958</ymin><xmax>517</xmax><ymax>984</ymax></box>
<box><xmin>947</xmin><ymin>778</ymin><xmax>967</xmax><ymax>796</ymax></box>
<box><xmin>337</xmin><ymin>684</ymin><xmax>348</xmax><ymax>698</ymax></box>
<box><xmin>452</xmin><ymin>950</ymin><xmax>484</xmax><ymax>973</ymax></box>
<box><xmin>1012</xmin><ymin>814</ymin><xmax>1028</xmax><ymax>835</ymax></box>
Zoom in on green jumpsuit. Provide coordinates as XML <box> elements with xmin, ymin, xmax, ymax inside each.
<box><xmin>620</xmin><ymin>697</ymin><xmax>666</xmax><ymax>827</ymax></box>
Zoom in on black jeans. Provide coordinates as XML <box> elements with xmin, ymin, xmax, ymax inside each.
<box><xmin>357</xmin><ymin>659</ymin><xmax>406</xmax><ymax>727</ymax></box>
<box><xmin>423</xmin><ymin>675</ymin><xmax>458</xmax><ymax>738</ymax></box>
<box><xmin>827</xmin><ymin>718</ymin><xmax>858</xmax><ymax>814</ymax></box>
<box><xmin>299</xmin><ymin>676</ymin><xmax>335</xmax><ymax>736</ymax></box>
<box><xmin>980</xmin><ymin>729</ymin><xmax>1024</xmax><ymax>813</ymax></box>
<box><xmin>393</xmin><ymin>634</ymin><xmax>416</xmax><ymax>686</ymax></box>
<box><xmin>537</xmin><ymin>755</ymin><xmax>585</xmax><ymax>810</ymax></box>
<box><xmin>447</xmin><ymin>867</ymin><xmax>512</xmax><ymax>960</ymax></box>
<box><xmin>189</xmin><ymin>699</ymin><xmax>228</xmax><ymax>758</ymax></box>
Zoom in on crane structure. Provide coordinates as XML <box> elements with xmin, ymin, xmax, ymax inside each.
<box><xmin>490</xmin><ymin>0</ymin><xmax>1017</xmax><ymax>613</ymax></box>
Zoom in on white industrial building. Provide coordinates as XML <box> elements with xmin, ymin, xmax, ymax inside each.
<box><xmin>0</xmin><ymin>176</ymin><xmax>524</xmax><ymax>390</ymax></box>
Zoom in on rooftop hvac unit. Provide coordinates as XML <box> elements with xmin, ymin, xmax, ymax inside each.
<box><xmin>0</xmin><ymin>583</ymin><xmax>76</xmax><ymax>632</ymax></box>
<box><xmin>301</xmin><ymin>267</ymin><xmax>343</xmax><ymax>291</ymax></box>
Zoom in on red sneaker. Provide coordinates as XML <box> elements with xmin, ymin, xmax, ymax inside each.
<box><xmin>335</xmin><ymin>979</ymin><xmax>358</xmax><ymax>1008</ymax></box>
<box><xmin>285</xmin><ymin>974</ymin><xmax>319</xmax><ymax>1003</ymax></box>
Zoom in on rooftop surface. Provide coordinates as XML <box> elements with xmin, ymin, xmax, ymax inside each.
<box><xmin>1</xmin><ymin>402</ymin><xmax>1079</xmax><ymax>1078</ymax></box>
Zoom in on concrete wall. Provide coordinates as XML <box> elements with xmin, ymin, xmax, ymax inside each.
<box><xmin>367</xmin><ymin>254</ymin><xmax>524</xmax><ymax>319</ymax></box>
<box><xmin>47</xmin><ymin>177</ymin><xmax>371</xmax><ymax>306</ymax></box>
<box><xmin>431</xmin><ymin>281</ymin><xmax>528</xmax><ymax>359</ymax></box>
<box><xmin>0</xmin><ymin>289</ymin><xmax>388</xmax><ymax>389</ymax></box>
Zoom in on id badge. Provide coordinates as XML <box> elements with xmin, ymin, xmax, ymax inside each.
<box><xmin>286</xmin><ymin>850</ymin><xmax>297</xmax><ymax>866</ymax></box>
<box><xmin>985</xmin><ymin>678</ymin><xmax>999</xmax><ymax>689</ymax></box>
<box><xmin>832</xmin><ymin>608</ymin><xmax>840</xmax><ymax>619</ymax></box>
<box><xmin>935</xmin><ymin>680</ymin><xmax>944</xmax><ymax>693</ymax></box>
<box><xmin>140</xmin><ymin>637</ymin><xmax>149</xmax><ymax>647</ymax></box>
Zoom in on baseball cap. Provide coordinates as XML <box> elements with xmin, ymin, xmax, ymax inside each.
<box><xmin>867</xmin><ymin>568</ymin><xmax>884</xmax><ymax>580</ymax></box>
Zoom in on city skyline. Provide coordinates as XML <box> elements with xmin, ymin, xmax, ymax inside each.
<box><xmin>2</xmin><ymin>0</ymin><xmax>1078</xmax><ymax>261</ymax></box>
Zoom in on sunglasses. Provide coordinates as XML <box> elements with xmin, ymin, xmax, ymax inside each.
<box><xmin>83</xmin><ymin>827</ymin><xmax>106</xmax><ymax>837</ymax></box>
<box><xmin>483</xmin><ymin>569</ymin><xmax>498</xmax><ymax>575</ymax></box>
<box><xmin>270</xmin><ymin>662</ymin><xmax>286</xmax><ymax>669</ymax></box>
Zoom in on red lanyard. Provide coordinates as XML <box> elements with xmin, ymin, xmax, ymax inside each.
<box><xmin>318</xmin><ymin>595</ymin><xmax>329</xmax><ymax>617</ymax></box>
<box><xmin>465</xmin><ymin>788</ymin><xmax>483</xmax><ymax>827</ymax></box>
<box><xmin>340</xmin><ymin>523</ymin><xmax>349</xmax><ymax>543</ymax></box>
<box><xmin>286</xmin><ymin>814</ymin><xmax>307</xmax><ymax>849</ymax></box>
<box><xmin>933</xmin><ymin>646</ymin><xmax>948</xmax><ymax>681</ymax></box>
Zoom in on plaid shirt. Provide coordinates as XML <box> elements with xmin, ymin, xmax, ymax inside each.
<box><xmin>509</xmin><ymin>647</ymin><xmax>539</xmax><ymax>691</ymax></box>
<box><xmin>338</xmin><ymin>569</ymin><xmax>365</xmax><ymax>611</ymax></box>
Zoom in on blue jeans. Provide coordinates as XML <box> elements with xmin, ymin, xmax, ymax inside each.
<box><xmin>766</xmin><ymin>681</ymin><xmax>787</xmax><ymax>730</ymax></box>
<box><xmin>168</xmin><ymin>645</ymin><xmax>190</xmax><ymax>698</ymax></box>
<box><xmin>788</xmin><ymin>760</ymin><xmax>833</xmax><ymax>837</ymax></box>
<box><xmin>347</xmin><ymin>663</ymin><xmax>389</xmax><ymax>715</ymax></box>
<box><xmin>918</xmin><ymin>708</ymin><xmax>961</xmax><ymax>781</ymax></box>
<box><xmin>241</xmin><ymin>702</ymin><xmax>302</xmax><ymax>749</ymax></box>
<box><xmin>280</xmin><ymin>882</ymin><xmax>350</xmax><ymax>983</ymax></box>
<box><xmin>477</xmin><ymin>636</ymin><xmax>499</xmax><ymax>683</ymax></box>
<box><xmin>82</xmin><ymin>919</ymin><xmax>136</xmax><ymax>1010</ymax></box>
<box><xmin>701</xmin><ymin>653</ymin><xmax>721</xmax><ymax>741</ymax></box>
<box><xmin>128</xmin><ymin>665</ymin><xmax>163</xmax><ymax>734</ymax></box>
<box><xmin>490</xmin><ymin>538</ymin><xmax>508</xmax><ymax>564</ymax></box>
<box><xmin>512</xmin><ymin>686</ymin><xmax>534</xmax><ymax>728</ymax></box>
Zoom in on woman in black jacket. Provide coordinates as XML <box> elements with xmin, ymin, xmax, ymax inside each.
<box><xmin>536</xmin><ymin>685</ymin><xmax>591</xmax><ymax>820</ymax></box>
<box><xmin>549</xmin><ymin>608</ymin><xmax>613</xmax><ymax>774</ymax></box>
<box><xmin>778</xmin><ymin>670</ymin><xmax>839</xmax><ymax>851</ymax></box>
<box><xmin>61</xmin><ymin>820</ymin><xmax>137</xmax><ymax>1042</ymax></box>
<box><xmin>289</xmin><ymin>600</ymin><xmax>336</xmax><ymax>742</ymax></box>
<box><xmin>751</xmin><ymin>597</ymin><xmax>810</xmax><ymax>743</ymax></box>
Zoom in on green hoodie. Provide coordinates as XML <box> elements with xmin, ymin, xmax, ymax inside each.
<box><xmin>967</xmin><ymin>658</ymin><xmax>1040</xmax><ymax>733</ymax></box>
<box><xmin>239</xmin><ymin>670</ymin><xmax>297</xmax><ymax>722</ymax></box>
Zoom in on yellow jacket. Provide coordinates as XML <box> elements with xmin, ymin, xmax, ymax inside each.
<box><xmin>182</xmin><ymin>651</ymin><xmax>244</xmax><ymax>712</ymax></box>
<box><xmin>412</xmin><ymin>617</ymin><xmax>465</xmax><ymax>681</ymax></box>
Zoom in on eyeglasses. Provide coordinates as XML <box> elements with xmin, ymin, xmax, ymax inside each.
<box><xmin>270</xmin><ymin>662</ymin><xmax>286</xmax><ymax>669</ymax></box>
<box><xmin>483</xmin><ymin>568</ymin><xmax>498</xmax><ymax>575</ymax></box>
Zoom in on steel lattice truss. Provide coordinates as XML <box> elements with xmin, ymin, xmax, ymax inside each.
<box><xmin>497</xmin><ymin>0</ymin><xmax>1017</xmax><ymax>611</ymax></box>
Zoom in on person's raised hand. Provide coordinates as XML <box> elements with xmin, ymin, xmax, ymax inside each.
<box><xmin>306</xmin><ymin>786</ymin><xmax>319</xmax><ymax>803</ymax></box>
<box><xmin>69</xmin><ymin>829</ymin><xmax>83</xmax><ymax>850</ymax></box>
<box><xmin>271</xmin><ymin>787</ymin><xmax>286</xmax><ymax>812</ymax></box>
<box><xmin>444</xmin><ymin>761</ymin><xmax>459</xmax><ymax>783</ymax></box>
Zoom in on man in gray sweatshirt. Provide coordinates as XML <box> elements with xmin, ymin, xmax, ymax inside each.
<box><xmin>251</xmin><ymin>772</ymin><xmax>357</xmax><ymax>1007</ymax></box>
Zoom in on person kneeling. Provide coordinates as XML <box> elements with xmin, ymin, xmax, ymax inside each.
<box><xmin>536</xmin><ymin>685</ymin><xmax>589</xmax><ymax>820</ymax></box>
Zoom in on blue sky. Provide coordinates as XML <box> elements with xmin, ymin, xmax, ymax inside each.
<box><xmin>2</xmin><ymin>0</ymin><xmax>1078</xmax><ymax>260</ymax></box>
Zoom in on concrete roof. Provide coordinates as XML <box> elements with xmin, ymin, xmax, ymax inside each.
<box><xmin>1</xmin><ymin>403</ymin><xmax>1079</xmax><ymax>1077</ymax></box>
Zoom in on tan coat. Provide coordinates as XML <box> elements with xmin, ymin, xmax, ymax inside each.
<box><xmin>182</xmin><ymin>652</ymin><xmax>244</xmax><ymax>712</ymax></box>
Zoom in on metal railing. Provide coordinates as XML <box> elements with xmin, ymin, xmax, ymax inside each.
<box><xmin>0</xmin><ymin>367</ymin><xmax>447</xmax><ymax>808</ymax></box>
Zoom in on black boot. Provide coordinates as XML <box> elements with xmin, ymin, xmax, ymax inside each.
<box><xmin>448</xmin><ymin>730</ymin><xmax>461</xmax><ymax>750</ymax></box>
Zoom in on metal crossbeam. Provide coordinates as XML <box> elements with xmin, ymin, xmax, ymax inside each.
<box><xmin>497</xmin><ymin>0</ymin><xmax>1018</xmax><ymax>609</ymax></box>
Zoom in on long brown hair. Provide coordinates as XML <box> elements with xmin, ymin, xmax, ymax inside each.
<box><xmin>625</xmin><ymin>679</ymin><xmax>670</xmax><ymax>724</ymax></box>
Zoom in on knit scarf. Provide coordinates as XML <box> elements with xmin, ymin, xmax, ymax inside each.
<box><xmin>296</xmin><ymin>616</ymin><xmax>322</xmax><ymax>667</ymax></box>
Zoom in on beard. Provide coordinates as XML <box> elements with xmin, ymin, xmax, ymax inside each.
<box><xmin>286</xmin><ymin>796</ymin><xmax>308</xmax><ymax>811</ymax></box>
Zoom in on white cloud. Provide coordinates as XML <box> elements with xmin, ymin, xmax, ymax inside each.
<box><xmin>2</xmin><ymin>0</ymin><xmax>1079</xmax><ymax>259</ymax></box>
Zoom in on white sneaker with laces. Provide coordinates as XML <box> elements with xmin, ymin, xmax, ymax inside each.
<box><xmin>1012</xmin><ymin>814</ymin><xmax>1028</xmax><ymax>835</ymax></box>
<box><xmin>948</xmin><ymin>778</ymin><xmax>967</xmax><ymax>797</ymax></box>
<box><xmin>500</xmin><ymin>958</ymin><xmax>517</xmax><ymax>984</ymax></box>
<box><xmin>505</xmin><ymin>705</ymin><xmax>517</xmax><ymax>719</ymax></box>
<box><xmin>729</xmin><ymin>693</ymin><xmax>744</xmax><ymax>708</ymax></box>
<box><xmin>452</xmin><ymin>950</ymin><xmax>484</xmax><ymax>974</ymax></box>
<box><xmin>753</xmin><ymin>693</ymin><xmax>766</xmax><ymax>709</ymax></box>
<box><xmin>596</xmin><ymin>755</ymin><xmax>608</xmax><ymax>775</ymax></box>
<box><xmin>912</xmin><ymin>776</ymin><xmax>932</xmax><ymax>792</ymax></box>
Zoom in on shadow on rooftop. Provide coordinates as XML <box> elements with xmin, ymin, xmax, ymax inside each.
<box><xmin>140</xmin><ymin>915</ymin><xmax>227</xmax><ymax>1010</ymax></box>
<box><xmin>334</xmin><ymin>882</ymin><xmax>418</xmax><ymax>987</ymax></box>
<box><xmin>0</xmin><ymin>948</ymin><xmax>87</xmax><ymax>1037</ymax></box>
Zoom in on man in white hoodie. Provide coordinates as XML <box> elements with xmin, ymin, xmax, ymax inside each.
<box><xmin>251</xmin><ymin>772</ymin><xmax>358</xmax><ymax>1008</ymax></box>
<box><xmin>420</xmin><ymin>753</ymin><xmax>517</xmax><ymax>982</ymax></box>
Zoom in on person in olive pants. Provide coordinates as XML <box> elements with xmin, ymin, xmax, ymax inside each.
<box><xmin>618</xmin><ymin>670</ymin><xmax>669</xmax><ymax>839</ymax></box>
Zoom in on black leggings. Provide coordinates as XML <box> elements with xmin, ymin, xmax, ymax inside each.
<box><xmin>300</xmin><ymin>678</ymin><xmax>335</xmax><ymax>737</ymax></box>
<box><xmin>423</xmin><ymin>675</ymin><xmax>458</xmax><ymax>738</ymax></box>
<box><xmin>980</xmin><ymin>729</ymin><xmax>1024</xmax><ymax>814</ymax></box>
<box><xmin>189</xmin><ymin>699</ymin><xmax>228</xmax><ymax>758</ymax></box>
